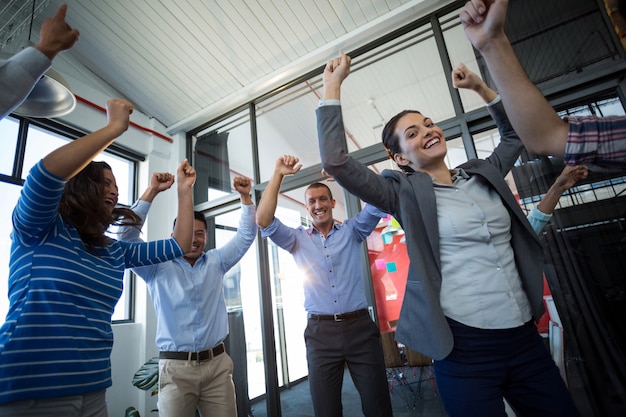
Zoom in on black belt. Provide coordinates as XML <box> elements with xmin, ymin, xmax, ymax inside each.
<box><xmin>159</xmin><ymin>343</ymin><xmax>225</xmax><ymax>361</ymax></box>
<box><xmin>307</xmin><ymin>308</ymin><xmax>369</xmax><ymax>322</ymax></box>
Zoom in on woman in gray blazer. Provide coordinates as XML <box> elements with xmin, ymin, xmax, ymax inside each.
<box><xmin>317</xmin><ymin>53</ymin><xmax>579</xmax><ymax>417</ymax></box>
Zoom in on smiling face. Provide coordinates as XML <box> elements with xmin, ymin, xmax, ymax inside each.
<box><xmin>388</xmin><ymin>112</ymin><xmax>447</xmax><ymax>173</ymax></box>
<box><xmin>183</xmin><ymin>219</ymin><xmax>207</xmax><ymax>262</ymax></box>
<box><xmin>102</xmin><ymin>168</ymin><xmax>119</xmax><ymax>213</ymax></box>
<box><xmin>305</xmin><ymin>183</ymin><xmax>336</xmax><ymax>233</ymax></box>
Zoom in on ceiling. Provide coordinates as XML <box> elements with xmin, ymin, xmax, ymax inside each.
<box><xmin>0</xmin><ymin>0</ymin><xmax>454</xmax><ymax>134</ymax></box>
<box><xmin>3</xmin><ymin>0</ymin><xmax>619</xmax><ymax>222</ymax></box>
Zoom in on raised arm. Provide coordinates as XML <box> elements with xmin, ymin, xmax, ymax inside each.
<box><xmin>216</xmin><ymin>176</ymin><xmax>258</xmax><ymax>271</ymax></box>
<box><xmin>322</xmin><ymin>50</ymin><xmax>351</xmax><ymax>101</ymax></box>
<box><xmin>118</xmin><ymin>172</ymin><xmax>175</xmax><ymax>242</ymax></box>
<box><xmin>537</xmin><ymin>165</ymin><xmax>588</xmax><ymax>215</ymax></box>
<box><xmin>256</xmin><ymin>155</ymin><xmax>302</xmax><ymax>228</ymax></box>
<box><xmin>318</xmin><ymin>52</ymin><xmax>399</xmax><ymax>214</ymax></box>
<box><xmin>453</xmin><ymin>61</ymin><xmax>523</xmax><ymax>173</ymax></box>
<box><xmin>233</xmin><ymin>176</ymin><xmax>254</xmax><ymax>206</ymax></box>
<box><xmin>460</xmin><ymin>0</ymin><xmax>569</xmax><ymax>157</ymax></box>
<box><xmin>171</xmin><ymin>159</ymin><xmax>195</xmax><ymax>254</ymax></box>
<box><xmin>452</xmin><ymin>62</ymin><xmax>498</xmax><ymax>103</ymax></box>
<box><xmin>42</xmin><ymin>99</ymin><xmax>132</xmax><ymax>179</ymax></box>
<box><xmin>139</xmin><ymin>172</ymin><xmax>175</xmax><ymax>204</ymax></box>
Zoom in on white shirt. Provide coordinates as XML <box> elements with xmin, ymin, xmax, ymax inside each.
<box><xmin>0</xmin><ymin>47</ymin><xmax>51</xmax><ymax>119</ymax></box>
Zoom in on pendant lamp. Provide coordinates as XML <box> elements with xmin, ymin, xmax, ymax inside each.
<box><xmin>3</xmin><ymin>0</ymin><xmax>76</xmax><ymax>118</ymax></box>
<box><xmin>11</xmin><ymin>66</ymin><xmax>76</xmax><ymax>118</ymax></box>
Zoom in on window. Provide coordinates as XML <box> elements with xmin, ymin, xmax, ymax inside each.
<box><xmin>0</xmin><ymin>116</ymin><xmax>139</xmax><ymax>322</ymax></box>
<box><xmin>191</xmin><ymin>110</ymin><xmax>254</xmax><ymax>205</ymax></box>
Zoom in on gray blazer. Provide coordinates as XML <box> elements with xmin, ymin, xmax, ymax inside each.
<box><xmin>317</xmin><ymin>101</ymin><xmax>544</xmax><ymax>360</ymax></box>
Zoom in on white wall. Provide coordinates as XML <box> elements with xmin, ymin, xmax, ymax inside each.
<box><xmin>52</xmin><ymin>56</ymin><xmax>187</xmax><ymax>417</ymax></box>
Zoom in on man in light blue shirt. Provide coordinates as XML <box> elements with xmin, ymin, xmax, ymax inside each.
<box><xmin>120</xmin><ymin>172</ymin><xmax>257</xmax><ymax>417</ymax></box>
<box><xmin>256</xmin><ymin>155</ymin><xmax>393</xmax><ymax>417</ymax></box>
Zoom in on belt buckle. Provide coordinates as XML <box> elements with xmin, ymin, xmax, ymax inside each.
<box><xmin>333</xmin><ymin>313</ymin><xmax>344</xmax><ymax>322</ymax></box>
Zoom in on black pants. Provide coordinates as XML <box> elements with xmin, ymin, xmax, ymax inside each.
<box><xmin>304</xmin><ymin>313</ymin><xmax>393</xmax><ymax>417</ymax></box>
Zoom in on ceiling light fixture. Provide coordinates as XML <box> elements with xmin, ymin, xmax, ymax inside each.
<box><xmin>9</xmin><ymin>0</ymin><xmax>76</xmax><ymax>118</ymax></box>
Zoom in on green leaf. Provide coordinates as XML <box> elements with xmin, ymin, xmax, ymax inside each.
<box><xmin>131</xmin><ymin>357</ymin><xmax>159</xmax><ymax>392</ymax></box>
<box><xmin>125</xmin><ymin>406</ymin><xmax>141</xmax><ymax>417</ymax></box>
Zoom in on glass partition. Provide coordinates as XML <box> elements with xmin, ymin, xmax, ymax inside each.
<box><xmin>209</xmin><ymin>206</ymin><xmax>263</xmax><ymax>404</ymax></box>
<box><xmin>192</xmin><ymin>110</ymin><xmax>253</xmax><ymax>205</ymax></box>
<box><xmin>22</xmin><ymin>125</ymin><xmax>68</xmax><ymax>179</ymax></box>
<box><xmin>255</xmin><ymin>79</ymin><xmax>323</xmax><ymax>183</ymax></box>
<box><xmin>440</xmin><ymin>7</ymin><xmax>490</xmax><ymax>114</ymax></box>
<box><xmin>347</xmin><ymin>23</ymin><xmax>455</xmax><ymax>147</ymax></box>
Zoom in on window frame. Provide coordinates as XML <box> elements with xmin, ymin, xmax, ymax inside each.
<box><xmin>0</xmin><ymin>114</ymin><xmax>145</xmax><ymax>323</ymax></box>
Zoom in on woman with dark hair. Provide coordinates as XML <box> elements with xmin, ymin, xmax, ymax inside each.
<box><xmin>317</xmin><ymin>53</ymin><xmax>580</xmax><ymax>417</ymax></box>
<box><xmin>0</xmin><ymin>98</ymin><xmax>195</xmax><ymax>417</ymax></box>
<box><xmin>59</xmin><ymin>160</ymin><xmax>143</xmax><ymax>251</ymax></box>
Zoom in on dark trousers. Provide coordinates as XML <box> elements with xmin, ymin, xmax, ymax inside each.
<box><xmin>305</xmin><ymin>314</ymin><xmax>393</xmax><ymax>417</ymax></box>
<box><xmin>434</xmin><ymin>318</ymin><xmax>580</xmax><ymax>417</ymax></box>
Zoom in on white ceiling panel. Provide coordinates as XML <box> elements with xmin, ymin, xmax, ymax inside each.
<box><xmin>1</xmin><ymin>0</ymin><xmax>454</xmax><ymax>130</ymax></box>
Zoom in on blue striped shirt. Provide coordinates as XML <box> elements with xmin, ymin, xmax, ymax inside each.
<box><xmin>0</xmin><ymin>160</ymin><xmax>185</xmax><ymax>404</ymax></box>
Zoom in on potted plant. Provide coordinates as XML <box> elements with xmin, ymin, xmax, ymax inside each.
<box><xmin>125</xmin><ymin>357</ymin><xmax>159</xmax><ymax>416</ymax></box>
<box><xmin>125</xmin><ymin>357</ymin><xmax>199</xmax><ymax>417</ymax></box>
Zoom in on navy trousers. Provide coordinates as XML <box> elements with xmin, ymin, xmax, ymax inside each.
<box><xmin>434</xmin><ymin>318</ymin><xmax>580</xmax><ymax>417</ymax></box>
<box><xmin>305</xmin><ymin>313</ymin><xmax>393</xmax><ymax>417</ymax></box>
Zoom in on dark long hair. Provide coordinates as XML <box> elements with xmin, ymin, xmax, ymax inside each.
<box><xmin>58</xmin><ymin>161</ymin><xmax>142</xmax><ymax>251</ymax></box>
<box><xmin>381</xmin><ymin>110</ymin><xmax>421</xmax><ymax>173</ymax></box>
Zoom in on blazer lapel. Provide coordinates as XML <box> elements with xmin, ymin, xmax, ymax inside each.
<box><xmin>408</xmin><ymin>172</ymin><xmax>441</xmax><ymax>270</ymax></box>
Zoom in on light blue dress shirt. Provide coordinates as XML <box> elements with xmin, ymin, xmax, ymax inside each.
<box><xmin>121</xmin><ymin>200</ymin><xmax>257</xmax><ymax>352</ymax></box>
<box><xmin>261</xmin><ymin>204</ymin><xmax>385</xmax><ymax>315</ymax></box>
<box><xmin>527</xmin><ymin>205</ymin><xmax>552</xmax><ymax>233</ymax></box>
